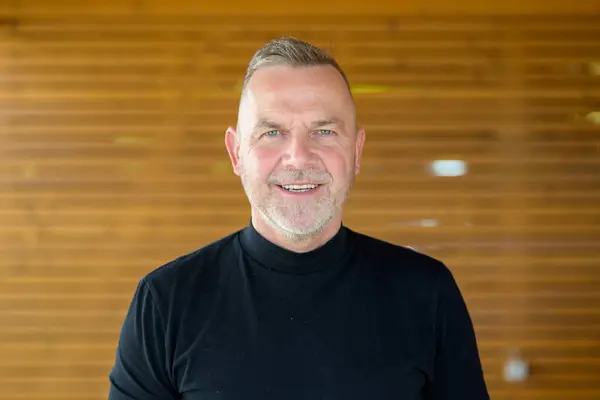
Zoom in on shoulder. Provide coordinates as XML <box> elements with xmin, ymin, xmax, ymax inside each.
<box><xmin>350</xmin><ymin>228</ymin><xmax>448</xmax><ymax>271</ymax></box>
<box><xmin>140</xmin><ymin>228</ymin><xmax>243</xmax><ymax>302</ymax></box>
<box><xmin>348</xmin><ymin>228</ymin><xmax>454</xmax><ymax>288</ymax></box>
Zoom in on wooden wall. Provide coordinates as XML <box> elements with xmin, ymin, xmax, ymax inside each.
<box><xmin>0</xmin><ymin>1</ymin><xmax>599</xmax><ymax>399</ymax></box>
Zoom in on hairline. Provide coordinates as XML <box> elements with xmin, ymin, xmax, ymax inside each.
<box><xmin>237</xmin><ymin>65</ymin><xmax>357</xmax><ymax>138</ymax></box>
<box><xmin>236</xmin><ymin>38</ymin><xmax>357</xmax><ymax>138</ymax></box>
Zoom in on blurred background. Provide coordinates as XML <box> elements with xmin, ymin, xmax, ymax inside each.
<box><xmin>0</xmin><ymin>0</ymin><xmax>599</xmax><ymax>399</ymax></box>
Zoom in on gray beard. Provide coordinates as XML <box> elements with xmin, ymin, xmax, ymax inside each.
<box><xmin>240</xmin><ymin>165</ymin><xmax>353</xmax><ymax>243</ymax></box>
<box><xmin>256</xmin><ymin>199</ymin><xmax>336</xmax><ymax>243</ymax></box>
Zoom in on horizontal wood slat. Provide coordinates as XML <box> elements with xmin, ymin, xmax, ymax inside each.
<box><xmin>2</xmin><ymin>1</ymin><xmax>600</xmax><ymax>16</ymax></box>
<box><xmin>0</xmin><ymin>10</ymin><xmax>599</xmax><ymax>400</ymax></box>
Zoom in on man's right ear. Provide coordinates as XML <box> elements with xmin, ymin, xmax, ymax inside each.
<box><xmin>225</xmin><ymin>127</ymin><xmax>242</xmax><ymax>176</ymax></box>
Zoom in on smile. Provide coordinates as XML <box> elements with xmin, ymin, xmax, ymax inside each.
<box><xmin>276</xmin><ymin>184</ymin><xmax>323</xmax><ymax>193</ymax></box>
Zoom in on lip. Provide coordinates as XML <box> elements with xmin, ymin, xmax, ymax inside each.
<box><xmin>274</xmin><ymin>183</ymin><xmax>324</xmax><ymax>196</ymax></box>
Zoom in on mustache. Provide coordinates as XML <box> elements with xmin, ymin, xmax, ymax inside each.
<box><xmin>267</xmin><ymin>169</ymin><xmax>332</xmax><ymax>184</ymax></box>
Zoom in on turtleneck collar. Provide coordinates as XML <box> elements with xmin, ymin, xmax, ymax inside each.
<box><xmin>238</xmin><ymin>220</ymin><xmax>354</xmax><ymax>274</ymax></box>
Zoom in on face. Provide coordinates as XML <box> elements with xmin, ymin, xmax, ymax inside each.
<box><xmin>225</xmin><ymin>65</ymin><xmax>365</xmax><ymax>241</ymax></box>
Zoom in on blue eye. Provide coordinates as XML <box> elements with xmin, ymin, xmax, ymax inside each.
<box><xmin>265</xmin><ymin>130</ymin><xmax>280</xmax><ymax>137</ymax></box>
<box><xmin>317</xmin><ymin>129</ymin><xmax>333</xmax><ymax>135</ymax></box>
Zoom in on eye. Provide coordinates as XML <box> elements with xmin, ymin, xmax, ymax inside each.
<box><xmin>317</xmin><ymin>129</ymin><xmax>334</xmax><ymax>135</ymax></box>
<box><xmin>264</xmin><ymin>130</ymin><xmax>280</xmax><ymax>137</ymax></box>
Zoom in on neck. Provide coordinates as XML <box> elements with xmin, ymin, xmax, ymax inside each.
<box><xmin>250</xmin><ymin>209</ymin><xmax>342</xmax><ymax>253</ymax></box>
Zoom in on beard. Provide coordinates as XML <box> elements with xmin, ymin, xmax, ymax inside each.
<box><xmin>260</xmin><ymin>193</ymin><xmax>336</xmax><ymax>241</ymax></box>
<box><xmin>240</xmin><ymin>165</ymin><xmax>353</xmax><ymax>243</ymax></box>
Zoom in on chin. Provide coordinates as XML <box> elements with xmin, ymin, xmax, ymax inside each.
<box><xmin>274</xmin><ymin>212</ymin><xmax>335</xmax><ymax>238</ymax></box>
<box><xmin>254</xmin><ymin>198</ymin><xmax>338</xmax><ymax>236</ymax></box>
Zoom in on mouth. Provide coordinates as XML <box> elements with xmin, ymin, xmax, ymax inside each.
<box><xmin>275</xmin><ymin>183</ymin><xmax>323</xmax><ymax>194</ymax></box>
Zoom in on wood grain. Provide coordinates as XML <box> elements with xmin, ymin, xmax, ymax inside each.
<box><xmin>0</xmin><ymin>5</ymin><xmax>599</xmax><ymax>400</ymax></box>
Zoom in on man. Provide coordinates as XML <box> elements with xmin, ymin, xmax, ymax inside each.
<box><xmin>108</xmin><ymin>37</ymin><xmax>490</xmax><ymax>399</ymax></box>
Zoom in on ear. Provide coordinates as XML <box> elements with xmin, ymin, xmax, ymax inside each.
<box><xmin>354</xmin><ymin>127</ymin><xmax>366</xmax><ymax>174</ymax></box>
<box><xmin>225</xmin><ymin>126</ymin><xmax>242</xmax><ymax>176</ymax></box>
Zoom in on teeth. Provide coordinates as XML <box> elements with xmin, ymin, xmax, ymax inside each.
<box><xmin>282</xmin><ymin>184</ymin><xmax>318</xmax><ymax>192</ymax></box>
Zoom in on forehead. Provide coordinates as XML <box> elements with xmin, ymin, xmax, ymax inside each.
<box><xmin>241</xmin><ymin>65</ymin><xmax>354</xmax><ymax>124</ymax></box>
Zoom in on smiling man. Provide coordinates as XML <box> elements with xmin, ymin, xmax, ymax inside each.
<box><xmin>108</xmin><ymin>37</ymin><xmax>490</xmax><ymax>400</ymax></box>
<box><xmin>225</xmin><ymin>50</ymin><xmax>363</xmax><ymax>252</ymax></box>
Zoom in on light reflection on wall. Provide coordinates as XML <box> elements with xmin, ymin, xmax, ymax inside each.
<box><xmin>429</xmin><ymin>159</ymin><xmax>468</xmax><ymax>177</ymax></box>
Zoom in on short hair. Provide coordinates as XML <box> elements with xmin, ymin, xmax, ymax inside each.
<box><xmin>242</xmin><ymin>36</ymin><xmax>351</xmax><ymax>92</ymax></box>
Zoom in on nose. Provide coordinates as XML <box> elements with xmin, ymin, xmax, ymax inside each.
<box><xmin>282</xmin><ymin>134</ymin><xmax>315</xmax><ymax>169</ymax></box>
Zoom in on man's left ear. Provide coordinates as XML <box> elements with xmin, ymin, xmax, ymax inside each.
<box><xmin>354</xmin><ymin>127</ymin><xmax>366</xmax><ymax>174</ymax></box>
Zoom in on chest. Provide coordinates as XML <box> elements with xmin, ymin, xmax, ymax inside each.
<box><xmin>172</xmin><ymin>277</ymin><xmax>432</xmax><ymax>400</ymax></box>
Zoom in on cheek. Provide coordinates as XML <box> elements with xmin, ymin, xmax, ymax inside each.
<box><xmin>247</xmin><ymin>148</ymin><xmax>279</xmax><ymax>179</ymax></box>
<box><xmin>320</xmin><ymin>149</ymin><xmax>353</xmax><ymax>179</ymax></box>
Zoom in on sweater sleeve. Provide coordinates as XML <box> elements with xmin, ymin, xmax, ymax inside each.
<box><xmin>108</xmin><ymin>278</ymin><xmax>179</xmax><ymax>400</ymax></box>
<box><xmin>425</xmin><ymin>265</ymin><xmax>490</xmax><ymax>400</ymax></box>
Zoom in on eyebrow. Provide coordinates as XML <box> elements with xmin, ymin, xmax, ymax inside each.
<box><xmin>252</xmin><ymin>117</ymin><xmax>344</xmax><ymax>134</ymax></box>
<box><xmin>310</xmin><ymin>118</ymin><xmax>344</xmax><ymax>129</ymax></box>
<box><xmin>252</xmin><ymin>118</ymin><xmax>287</xmax><ymax>133</ymax></box>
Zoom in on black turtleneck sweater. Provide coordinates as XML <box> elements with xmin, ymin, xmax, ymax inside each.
<box><xmin>108</xmin><ymin>223</ymin><xmax>489</xmax><ymax>400</ymax></box>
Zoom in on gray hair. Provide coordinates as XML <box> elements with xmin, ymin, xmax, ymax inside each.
<box><xmin>236</xmin><ymin>37</ymin><xmax>356</xmax><ymax>137</ymax></box>
<box><xmin>242</xmin><ymin>36</ymin><xmax>351</xmax><ymax>93</ymax></box>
